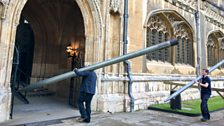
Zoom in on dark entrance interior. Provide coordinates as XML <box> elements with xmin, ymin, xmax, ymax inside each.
<box><xmin>10</xmin><ymin>0</ymin><xmax>85</xmax><ymax>121</ymax></box>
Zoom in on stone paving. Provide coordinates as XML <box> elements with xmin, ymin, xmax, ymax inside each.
<box><xmin>1</xmin><ymin>109</ymin><xmax>224</xmax><ymax>126</ymax></box>
<box><xmin>47</xmin><ymin>109</ymin><xmax>224</xmax><ymax>126</ymax></box>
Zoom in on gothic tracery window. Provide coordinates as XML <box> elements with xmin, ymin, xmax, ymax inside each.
<box><xmin>146</xmin><ymin>13</ymin><xmax>194</xmax><ymax>66</ymax></box>
<box><xmin>221</xmin><ymin>40</ymin><xmax>224</xmax><ymax>68</ymax></box>
<box><xmin>174</xmin><ymin>25</ymin><xmax>193</xmax><ymax>65</ymax></box>
<box><xmin>146</xmin><ymin>16</ymin><xmax>171</xmax><ymax>62</ymax></box>
<box><xmin>207</xmin><ymin>35</ymin><xmax>221</xmax><ymax>67</ymax></box>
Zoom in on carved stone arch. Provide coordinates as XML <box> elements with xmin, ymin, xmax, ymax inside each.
<box><xmin>0</xmin><ymin>0</ymin><xmax>104</xmax><ymax>120</ymax></box>
<box><xmin>144</xmin><ymin>9</ymin><xmax>173</xmax><ymax>36</ymax></box>
<box><xmin>72</xmin><ymin>0</ymin><xmax>104</xmax><ymax>63</ymax></box>
<box><xmin>207</xmin><ymin>30</ymin><xmax>224</xmax><ymax>48</ymax></box>
<box><xmin>144</xmin><ymin>9</ymin><xmax>195</xmax><ymax>40</ymax></box>
<box><xmin>6</xmin><ymin>0</ymin><xmax>103</xmax><ymax>64</ymax></box>
<box><xmin>207</xmin><ymin>30</ymin><xmax>224</xmax><ymax>67</ymax></box>
<box><xmin>146</xmin><ymin>15</ymin><xmax>169</xmax><ymax>33</ymax></box>
<box><xmin>0</xmin><ymin>0</ymin><xmax>27</xmax><ymax>89</ymax></box>
<box><xmin>164</xmin><ymin>14</ymin><xmax>193</xmax><ymax>40</ymax></box>
<box><xmin>207</xmin><ymin>34</ymin><xmax>219</xmax><ymax>48</ymax></box>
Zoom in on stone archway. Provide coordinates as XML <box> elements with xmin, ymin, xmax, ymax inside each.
<box><xmin>0</xmin><ymin>0</ymin><xmax>103</xmax><ymax>122</ymax></box>
<box><xmin>207</xmin><ymin>30</ymin><xmax>224</xmax><ymax>68</ymax></box>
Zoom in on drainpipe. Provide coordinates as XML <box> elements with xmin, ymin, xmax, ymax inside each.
<box><xmin>123</xmin><ymin>0</ymin><xmax>134</xmax><ymax>112</ymax></box>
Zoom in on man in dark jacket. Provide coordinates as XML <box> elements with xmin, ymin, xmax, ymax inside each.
<box><xmin>196</xmin><ymin>69</ymin><xmax>211</xmax><ymax>122</ymax></box>
<box><xmin>74</xmin><ymin>68</ymin><xmax>97</xmax><ymax>123</ymax></box>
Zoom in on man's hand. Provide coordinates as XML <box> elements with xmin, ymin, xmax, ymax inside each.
<box><xmin>194</xmin><ymin>80</ymin><xmax>199</xmax><ymax>84</ymax></box>
<box><xmin>73</xmin><ymin>68</ymin><xmax>78</xmax><ymax>72</ymax></box>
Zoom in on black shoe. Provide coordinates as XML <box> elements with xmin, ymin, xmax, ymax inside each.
<box><xmin>201</xmin><ymin>118</ymin><xmax>207</xmax><ymax>122</ymax></box>
<box><xmin>76</xmin><ymin>117</ymin><xmax>87</xmax><ymax>122</ymax></box>
<box><xmin>83</xmin><ymin>119</ymin><xmax>90</xmax><ymax>123</ymax></box>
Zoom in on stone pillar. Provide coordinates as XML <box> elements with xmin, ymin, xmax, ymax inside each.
<box><xmin>0</xmin><ymin>25</ymin><xmax>13</xmax><ymax>122</ymax></box>
<box><xmin>0</xmin><ymin>88</ymin><xmax>11</xmax><ymax>122</ymax></box>
<box><xmin>200</xmin><ymin>11</ymin><xmax>207</xmax><ymax>69</ymax></box>
<box><xmin>0</xmin><ymin>23</ymin><xmax>14</xmax><ymax>122</ymax></box>
<box><xmin>0</xmin><ymin>0</ymin><xmax>26</xmax><ymax>122</ymax></box>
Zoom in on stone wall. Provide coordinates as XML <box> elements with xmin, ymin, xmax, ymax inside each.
<box><xmin>0</xmin><ymin>0</ymin><xmax>224</xmax><ymax>123</ymax></box>
<box><xmin>0</xmin><ymin>89</ymin><xmax>11</xmax><ymax>122</ymax></box>
<box><xmin>94</xmin><ymin>74</ymin><xmax>224</xmax><ymax>112</ymax></box>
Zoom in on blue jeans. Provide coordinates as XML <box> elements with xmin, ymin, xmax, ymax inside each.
<box><xmin>200</xmin><ymin>93</ymin><xmax>210</xmax><ymax>120</ymax></box>
<box><xmin>78</xmin><ymin>92</ymin><xmax>94</xmax><ymax>122</ymax></box>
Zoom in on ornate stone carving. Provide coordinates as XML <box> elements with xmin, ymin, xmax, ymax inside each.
<box><xmin>165</xmin><ymin>0</ymin><xmax>197</xmax><ymax>12</ymax></box>
<box><xmin>0</xmin><ymin>0</ymin><xmax>8</xmax><ymax>5</ymax></box>
<box><xmin>207</xmin><ymin>37</ymin><xmax>215</xmax><ymax>47</ymax></box>
<box><xmin>174</xmin><ymin>24</ymin><xmax>189</xmax><ymax>38</ymax></box>
<box><xmin>0</xmin><ymin>0</ymin><xmax>9</xmax><ymax>19</ymax></box>
<box><xmin>110</xmin><ymin>0</ymin><xmax>121</xmax><ymax>14</ymax></box>
<box><xmin>147</xmin><ymin>16</ymin><xmax>168</xmax><ymax>33</ymax></box>
<box><xmin>92</xmin><ymin>0</ymin><xmax>103</xmax><ymax>39</ymax></box>
<box><xmin>165</xmin><ymin>14</ymin><xmax>176</xmax><ymax>24</ymax></box>
<box><xmin>203</xmin><ymin>3</ymin><xmax>224</xmax><ymax>28</ymax></box>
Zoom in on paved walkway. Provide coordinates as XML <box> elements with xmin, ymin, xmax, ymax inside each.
<box><xmin>37</xmin><ymin>109</ymin><xmax>224</xmax><ymax>126</ymax></box>
<box><xmin>2</xmin><ymin>109</ymin><xmax>224</xmax><ymax>126</ymax></box>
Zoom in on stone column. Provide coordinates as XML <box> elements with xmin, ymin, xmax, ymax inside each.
<box><xmin>0</xmin><ymin>1</ymin><xmax>12</xmax><ymax>122</ymax></box>
<box><xmin>0</xmin><ymin>0</ymin><xmax>26</xmax><ymax>122</ymax></box>
<box><xmin>200</xmin><ymin>12</ymin><xmax>207</xmax><ymax>69</ymax></box>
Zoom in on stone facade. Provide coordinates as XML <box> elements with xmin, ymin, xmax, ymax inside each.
<box><xmin>0</xmin><ymin>0</ymin><xmax>224</xmax><ymax>123</ymax></box>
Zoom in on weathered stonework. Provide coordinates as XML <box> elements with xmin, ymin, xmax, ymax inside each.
<box><xmin>109</xmin><ymin>0</ymin><xmax>121</xmax><ymax>14</ymax></box>
<box><xmin>0</xmin><ymin>0</ymin><xmax>223</xmax><ymax>123</ymax></box>
<box><xmin>0</xmin><ymin>88</ymin><xmax>11</xmax><ymax>122</ymax></box>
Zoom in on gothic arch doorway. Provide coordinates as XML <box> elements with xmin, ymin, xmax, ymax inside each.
<box><xmin>11</xmin><ymin>0</ymin><xmax>86</xmax><ymax>119</ymax></box>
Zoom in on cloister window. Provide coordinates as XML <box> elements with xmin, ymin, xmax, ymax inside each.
<box><xmin>186</xmin><ymin>39</ymin><xmax>193</xmax><ymax>65</ymax></box>
<box><xmin>146</xmin><ymin>16</ymin><xmax>171</xmax><ymax>62</ymax></box>
<box><xmin>164</xmin><ymin>33</ymin><xmax>169</xmax><ymax>62</ymax></box>
<box><xmin>220</xmin><ymin>49</ymin><xmax>224</xmax><ymax>68</ymax></box>
<box><xmin>174</xmin><ymin>25</ymin><xmax>193</xmax><ymax>65</ymax></box>
<box><xmin>151</xmin><ymin>29</ymin><xmax>157</xmax><ymax>60</ymax></box>
<box><xmin>176</xmin><ymin>37</ymin><xmax>181</xmax><ymax>63</ymax></box>
<box><xmin>145</xmin><ymin>13</ymin><xmax>194</xmax><ymax>66</ymax></box>
<box><xmin>207</xmin><ymin>37</ymin><xmax>219</xmax><ymax>67</ymax></box>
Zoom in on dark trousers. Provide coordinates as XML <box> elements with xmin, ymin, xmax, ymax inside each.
<box><xmin>78</xmin><ymin>92</ymin><xmax>94</xmax><ymax>122</ymax></box>
<box><xmin>200</xmin><ymin>93</ymin><xmax>210</xmax><ymax>120</ymax></box>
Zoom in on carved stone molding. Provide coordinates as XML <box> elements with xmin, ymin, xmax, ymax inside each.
<box><xmin>92</xmin><ymin>0</ymin><xmax>103</xmax><ymax>39</ymax></box>
<box><xmin>207</xmin><ymin>38</ymin><xmax>215</xmax><ymax>47</ymax></box>
<box><xmin>110</xmin><ymin>0</ymin><xmax>121</xmax><ymax>14</ymax></box>
<box><xmin>165</xmin><ymin>14</ymin><xmax>175</xmax><ymax>24</ymax></box>
<box><xmin>203</xmin><ymin>4</ymin><xmax>224</xmax><ymax>28</ymax></box>
<box><xmin>174</xmin><ymin>24</ymin><xmax>189</xmax><ymax>38</ymax></box>
<box><xmin>0</xmin><ymin>0</ymin><xmax>8</xmax><ymax>5</ymax></box>
<box><xmin>0</xmin><ymin>0</ymin><xmax>9</xmax><ymax>19</ymax></box>
<box><xmin>165</xmin><ymin>0</ymin><xmax>197</xmax><ymax>13</ymax></box>
<box><xmin>147</xmin><ymin>16</ymin><xmax>168</xmax><ymax>33</ymax></box>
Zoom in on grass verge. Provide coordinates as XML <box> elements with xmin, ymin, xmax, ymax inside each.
<box><xmin>148</xmin><ymin>96</ymin><xmax>224</xmax><ymax>115</ymax></box>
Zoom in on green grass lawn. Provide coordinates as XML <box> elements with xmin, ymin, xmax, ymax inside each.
<box><xmin>149</xmin><ymin>96</ymin><xmax>224</xmax><ymax>114</ymax></box>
